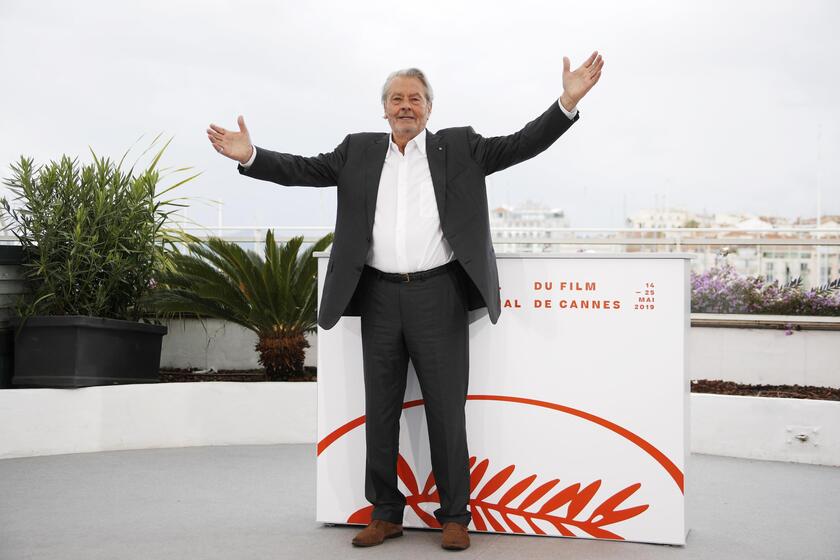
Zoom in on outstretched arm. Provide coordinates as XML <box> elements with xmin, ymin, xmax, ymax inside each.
<box><xmin>469</xmin><ymin>51</ymin><xmax>604</xmax><ymax>175</ymax></box>
<box><xmin>207</xmin><ymin>116</ymin><xmax>348</xmax><ymax>187</ymax></box>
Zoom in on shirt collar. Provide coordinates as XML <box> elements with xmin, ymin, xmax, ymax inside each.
<box><xmin>387</xmin><ymin>128</ymin><xmax>427</xmax><ymax>157</ymax></box>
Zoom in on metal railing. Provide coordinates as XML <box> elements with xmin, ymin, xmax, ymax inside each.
<box><xmin>3</xmin><ymin>225</ymin><xmax>839</xmax><ymax>289</ymax></box>
<box><xmin>160</xmin><ymin>225</ymin><xmax>840</xmax><ymax>289</ymax></box>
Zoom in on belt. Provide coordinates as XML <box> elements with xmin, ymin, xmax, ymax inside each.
<box><xmin>365</xmin><ymin>261</ymin><xmax>456</xmax><ymax>283</ymax></box>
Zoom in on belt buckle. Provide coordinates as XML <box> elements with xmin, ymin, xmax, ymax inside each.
<box><xmin>403</xmin><ymin>272</ymin><xmax>411</xmax><ymax>283</ymax></box>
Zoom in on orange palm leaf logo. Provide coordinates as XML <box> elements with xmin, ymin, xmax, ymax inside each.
<box><xmin>347</xmin><ymin>454</ymin><xmax>649</xmax><ymax>540</ymax></box>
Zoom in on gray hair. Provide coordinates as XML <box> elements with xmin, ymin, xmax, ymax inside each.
<box><xmin>380</xmin><ymin>68</ymin><xmax>434</xmax><ymax>106</ymax></box>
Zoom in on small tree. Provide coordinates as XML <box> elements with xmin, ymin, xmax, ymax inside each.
<box><xmin>143</xmin><ymin>230</ymin><xmax>333</xmax><ymax>380</ymax></box>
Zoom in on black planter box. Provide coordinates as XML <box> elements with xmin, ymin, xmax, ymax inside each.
<box><xmin>0</xmin><ymin>244</ymin><xmax>26</xmax><ymax>389</ymax></box>
<box><xmin>0</xmin><ymin>327</ymin><xmax>13</xmax><ymax>389</ymax></box>
<box><xmin>11</xmin><ymin>315</ymin><xmax>167</xmax><ymax>388</ymax></box>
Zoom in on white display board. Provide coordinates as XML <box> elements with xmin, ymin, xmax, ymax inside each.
<box><xmin>315</xmin><ymin>253</ymin><xmax>692</xmax><ymax>545</ymax></box>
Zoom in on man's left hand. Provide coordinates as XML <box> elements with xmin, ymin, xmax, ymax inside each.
<box><xmin>560</xmin><ymin>51</ymin><xmax>604</xmax><ymax>110</ymax></box>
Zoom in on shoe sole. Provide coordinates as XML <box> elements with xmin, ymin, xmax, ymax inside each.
<box><xmin>442</xmin><ymin>542</ymin><xmax>470</xmax><ymax>550</ymax></box>
<box><xmin>351</xmin><ymin>530</ymin><xmax>403</xmax><ymax>547</ymax></box>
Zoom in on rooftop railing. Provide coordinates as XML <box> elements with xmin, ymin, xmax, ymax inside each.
<box><xmin>3</xmin><ymin>225</ymin><xmax>839</xmax><ymax>288</ymax></box>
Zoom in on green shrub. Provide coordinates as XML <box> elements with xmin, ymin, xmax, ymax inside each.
<box><xmin>142</xmin><ymin>230</ymin><xmax>334</xmax><ymax>380</ymax></box>
<box><xmin>0</xmin><ymin>137</ymin><xmax>200</xmax><ymax>322</ymax></box>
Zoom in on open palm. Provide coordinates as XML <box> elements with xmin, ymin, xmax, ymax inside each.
<box><xmin>206</xmin><ymin>115</ymin><xmax>253</xmax><ymax>164</ymax></box>
<box><xmin>562</xmin><ymin>51</ymin><xmax>604</xmax><ymax>108</ymax></box>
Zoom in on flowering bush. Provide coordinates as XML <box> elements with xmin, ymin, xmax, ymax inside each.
<box><xmin>691</xmin><ymin>262</ymin><xmax>840</xmax><ymax>317</ymax></box>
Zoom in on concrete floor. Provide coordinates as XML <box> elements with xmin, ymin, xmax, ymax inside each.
<box><xmin>1</xmin><ymin>445</ymin><xmax>838</xmax><ymax>560</ymax></box>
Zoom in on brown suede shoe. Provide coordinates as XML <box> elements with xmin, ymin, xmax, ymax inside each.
<box><xmin>351</xmin><ymin>519</ymin><xmax>403</xmax><ymax>547</ymax></box>
<box><xmin>441</xmin><ymin>521</ymin><xmax>470</xmax><ymax>550</ymax></box>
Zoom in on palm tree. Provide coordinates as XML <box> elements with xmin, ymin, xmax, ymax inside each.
<box><xmin>142</xmin><ymin>229</ymin><xmax>334</xmax><ymax>380</ymax></box>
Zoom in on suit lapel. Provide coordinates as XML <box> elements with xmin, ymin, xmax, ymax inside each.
<box><xmin>426</xmin><ymin>129</ymin><xmax>447</xmax><ymax>220</ymax></box>
<box><xmin>364</xmin><ymin>134</ymin><xmax>388</xmax><ymax>236</ymax></box>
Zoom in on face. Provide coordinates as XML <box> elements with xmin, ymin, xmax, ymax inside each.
<box><xmin>383</xmin><ymin>76</ymin><xmax>432</xmax><ymax>138</ymax></box>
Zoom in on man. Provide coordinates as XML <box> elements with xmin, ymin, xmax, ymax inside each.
<box><xmin>207</xmin><ymin>52</ymin><xmax>603</xmax><ymax>551</ymax></box>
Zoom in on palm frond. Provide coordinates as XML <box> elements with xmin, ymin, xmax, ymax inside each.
<box><xmin>145</xmin><ymin>229</ymin><xmax>334</xmax><ymax>336</ymax></box>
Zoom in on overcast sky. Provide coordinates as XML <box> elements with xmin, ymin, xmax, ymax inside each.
<box><xmin>1</xmin><ymin>0</ymin><xmax>838</xmax><ymax>230</ymax></box>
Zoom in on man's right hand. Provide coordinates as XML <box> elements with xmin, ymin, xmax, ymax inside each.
<box><xmin>207</xmin><ymin>115</ymin><xmax>253</xmax><ymax>165</ymax></box>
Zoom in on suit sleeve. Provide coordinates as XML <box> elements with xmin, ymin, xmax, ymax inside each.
<box><xmin>237</xmin><ymin>134</ymin><xmax>350</xmax><ymax>187</ymax></box>
<box><xmin>467</xmin><ymin>101</ymin><xmax>579</xmax><ymax>176</ymax></box>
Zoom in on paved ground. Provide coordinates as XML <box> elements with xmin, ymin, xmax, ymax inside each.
<box><xmin>1</xmin><ymin>445</ymin><xmax>838</xmax><ymax>560</ymax></box>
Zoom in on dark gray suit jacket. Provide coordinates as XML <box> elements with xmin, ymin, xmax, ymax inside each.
<box><xmin>238</xmin><ymin>100</ymin><xmax>579</xmax><ymax>330</ymax></box>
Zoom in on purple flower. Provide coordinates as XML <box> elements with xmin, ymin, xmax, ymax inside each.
<box><xmin>691</xmin><ymin>265</ymin><xmax>840</xmax><ymax>317</ymax></box>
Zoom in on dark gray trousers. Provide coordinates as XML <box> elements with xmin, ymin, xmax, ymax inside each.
<box><xmin>358</xmin><ymin>260</ymin><xmax>472</xmax><ymax>527</ymax></box>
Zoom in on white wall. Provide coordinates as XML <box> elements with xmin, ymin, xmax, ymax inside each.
<box><xmin>0</xmin><ymin>382</ymin><xmax>316</xmax><ymax>459</ymax></box>
<box><xmin>159</xmin><ymin>317</ymin><xmax>840</xmax><ymax>388</ymax></box>
<box><xmin>691</xmin><ymin>393</ymin><xmax>840</xmax><ymax>466</ymax></box>
<box><xmin>3</xmin><ymin>385</ymin><xmax>838</xmax><ymax>467</ymax></box>
<box><xmin>160</xmin><ymin>318</ymin><xmax>317</xmax><ymax>370</ymax></box>
<box><xmin>690</xmin><ymin>327</ymin><xmax>839</xmax><ymax>388</ymax></box>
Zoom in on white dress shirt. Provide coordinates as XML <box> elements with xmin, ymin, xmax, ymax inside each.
<box><xmin>365</xmin><ymin>127</ymin><xmax>453</xmax><ymax>272</ymax></box>
<box><xmin>242</xmin><ymin>98</ymin><xmax>578</xmax><ymax>273</ymax></box>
